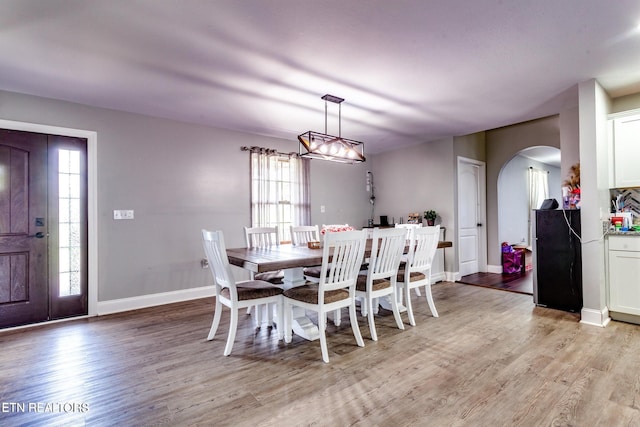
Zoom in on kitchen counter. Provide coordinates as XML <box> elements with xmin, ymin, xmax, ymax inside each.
<box><xmin>607</xmin><ymin>230</ymin><xmax>640</xmax><ymax>236</ymax></box>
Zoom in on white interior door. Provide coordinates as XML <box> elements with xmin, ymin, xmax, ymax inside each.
<box><xmin>458</xmin><ymin>157</ymin><xmax>487</xmax><ymax>276</ymax></box>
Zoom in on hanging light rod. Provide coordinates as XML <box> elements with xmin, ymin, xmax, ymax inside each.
<box><xmin>321</xmin><ymin>94</ymin><xmax>344</xmax><ymax>104</ymax></box>
<box><xmin>298</xmin><ymin>94</ymin><xmax>365</xmax><ymax>164</ymax></box>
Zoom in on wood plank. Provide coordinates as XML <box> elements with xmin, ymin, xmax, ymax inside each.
<box><xmin>10</xmin><ymin>147</ymin><xmax>28</xmax><ymax>234</ymax></box>
<box><xmin>0</xmin><ymin>146</ymin><xmax>10</xmax><ymax>235</ymax></box>
<box><xmin>1</xmin><ymin>282</ymin><xmax>638</xmax><ymax>425</ymax></box>
<box><xmin>10</xmin><ymin>253</ymin><xmax>27</xmax><ymax>301</ymax></box>
<box><xmin>227</xmin><ymin>241</ymin><xmax>452</xmax><ymax>273</ymax></box>
<box><xmin>0</xmin><ymin>255</ymin><xmax>9</xmax><ymax>303</ymax></box>
<box><xmin>459</xmin><ymin>271</ymin><xmax>533</xmax><ymax>295</ymax></box>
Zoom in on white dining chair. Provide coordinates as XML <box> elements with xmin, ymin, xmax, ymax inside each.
<box><xmin>201</xmin><ymin>229</ymin><xmax>284</xmax><ymax>356</ymax></box>
<box><xmin>244</xmin><ymin>226</ymin><xmax>284</xmax><ymax>284</ymax></box>
<box><xmin>243</xmin><ymin>226</ymin><xmax>284</xmax><ymax>325</ymax></box>
<box><xmin>395</xmin><ymin>222</ymin><xmax>423</xmax><ymax>297</ymax></box>
<box><xmin>290</xmin><ymin>225</ymin><xmax>320</xmax><ymax>246</ymax></box>
<box><xmin>244</xmin><ymin>226</ymin><xmax>284</xmax><ymax>283</ymax></box>
<box><xmin>302</xmin><ymin>224</ymin><xmax>352</xmax><ymax>326</ymax></box>
<box><xmin>398</xmin><ymin>225</ymin><xmax>441</xmax><ymax>326</ymax></box>
<box><xmin>283</xmin><ymin>229</ymin><xmax>367</xmax><ymax>363</ymax></box>
<box><xmin>395</xmin><ymin>222</ymin><xmax>422</xmax><ymax>231</ymax></box>
<box><xmin>355</xmin><ymin>227</ymin><xmax>406</xmax><ymax>341</ymax></box>
<box><xmin>291</xmin><ymin>224</ymin><xmax>325</xmax><ymax>294</ymax></box>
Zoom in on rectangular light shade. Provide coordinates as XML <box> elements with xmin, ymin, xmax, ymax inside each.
<box><xmin>298</xmin><ymin>131</ymin><xmax>365</xmax><ymax>163</ymax></box>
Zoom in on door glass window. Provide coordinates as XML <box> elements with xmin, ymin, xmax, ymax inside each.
<box><xmin>58</xmin><ymin>149</ymin><xmax>81</xmax><ymax>297</ymax></box>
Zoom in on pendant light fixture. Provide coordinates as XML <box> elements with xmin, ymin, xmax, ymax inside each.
<box><xmin>298</xmin><ymin>94</ymin><xmax>365</xmax><ymax>163</ymax></box>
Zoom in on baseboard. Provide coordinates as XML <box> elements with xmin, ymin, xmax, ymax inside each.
<box><xmin>0</xmin><ymin>315</ymin><xmax>91</xmax><ymax>333</ymax></box>
<box><xmin>610</xmin><ymin>311</ymin><xmax>640</xmax><ymax>325</ymax></box>
<box><xmin>432</xmin><ymin>272</ymin><xmax>446</xmax><ymax>283</ymax></box>
<box><xmin>580</xmin><ymin>307</ymin><xmax>611</xmax><ymax>327</ymax></box>
<box><xmin>432</xmin><ymin>271</ymin><xmax>459</xmax><ymax>283</ymax></box>
<box><xmin>97</xmin><ymin>285</ymin><xmax>215</xmax><ymax>316</ymax></box>
<box><xmin>487</xmin><ymin>264</ymin><xmax>503</xmax><ymax>274</ymax></box>
<box><xmin>445</xmin><ymin>271</ymin><xmax>459</xmax><ymax>282</ymax></box>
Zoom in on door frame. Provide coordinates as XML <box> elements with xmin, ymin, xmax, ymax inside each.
<box><xmin>0</xmin><ymin>119</ymin><xmax>97</xmax><ymax>318</ymax></box>
<box><xmin>457</xmin><ymin>156</ymin><xmax>488</xmax><ymax>276</ymax></box>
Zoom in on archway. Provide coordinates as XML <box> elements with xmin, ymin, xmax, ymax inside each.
<box><xmin>497</xmin><ymin>146</ymin><xmax>561</xmax><ymax>249</ymax></box>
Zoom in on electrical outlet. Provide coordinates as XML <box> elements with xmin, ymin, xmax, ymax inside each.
<box><xmin>113</xmin><ymin>210</ymin><xmax>134</xmax><ymax>220</ymax></box>
<box><xmin>320</xmin><ymin>205</ymin><xmax>325</xmax><ymax>213</ymax></box>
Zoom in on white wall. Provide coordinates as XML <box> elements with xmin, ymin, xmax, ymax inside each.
<box><xmin>498</xmin><ymin>154</ymin><xmax>561</xmax><ymax>246</ymax></box>
<box><xmin>310</xmin><ymin>159</ymin><xmax>370</xmax><ymax>228</ymax></box>
<box><xmin>0</xmin><ymin>89</ymin><xmax>370</xmax><ymax>303</ymax></box>
<box><xmin>371</xmin><ymin>139</ymin><xmax>454</xmax><ymax>225</ymax></box>
<box><xmin>559</xmin><ymin>106</ymin><xmax>580</xmax><ymax>181</ymax></box>
<box><xmin>577</xmin><ymin>79</ymin><xmax>611</xmax><ymax>327</ymax></box>
<box><xmin>486</xmin><ymin>116</ymin><xmax>562</xmax><ymax>266</ymax></box>
<box><xmin>370</xmin><ymin>138</ymin><xmax>456</xmax><ymax>272</ymax></box>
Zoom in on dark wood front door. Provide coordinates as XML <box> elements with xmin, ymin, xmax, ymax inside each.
<box><xmin>0</xmin><ymin>130</ymin><xmax>88</xmax><ymax>328</ymax></box>
<box><xmin>0</xmin><ymin>130</ymin><xmax>49</xmax><ymax>327</ymax></box>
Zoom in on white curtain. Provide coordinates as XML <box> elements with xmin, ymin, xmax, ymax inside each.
<box><xmin>249</xmin><ymin>148</ymin><xmax>310</xmax><ymax>233</ymax></box>
<box><xmin>528</xmin><ymin>167</ymin><xmax>549</xmax><ymax>211</ymax></box>
<box><xmin>250</xmin><ymin>149</ymin><xmax>278</xmax><ymax>227</ymax></box>
<box><xmin>290</xmin><ymin>156</ymin><xmax>311</xmax><ymax>227</ymax></box>
<box><xmin>528</xmin><ymin>167</ymin><xmax>549</xmax><ymax>244</ymax></box>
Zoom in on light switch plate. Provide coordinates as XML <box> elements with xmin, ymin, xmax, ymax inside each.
<box><xmin>113</xmin><ymin>210</ymin><xmax>134</xmax><ymax>220</ymax></box>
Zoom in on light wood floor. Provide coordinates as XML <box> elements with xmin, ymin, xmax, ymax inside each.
<box><xmin>1</xmin><ymin>282</ymin><xmax>639</xmax><ymax>426</ymax></box>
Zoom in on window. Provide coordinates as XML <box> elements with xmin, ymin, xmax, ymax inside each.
<box><xmin>249</xmin><ymin>149</ymin><xmax>310</xmax><ymax>242</ymax></box>
<box><xmin>528</xmin><ymin>167</ymin><xmax>549</xmax><ymax>211</ymax></box>
<box><xmin>58</xmin><ymin>149</ymin><xmax>82</xmax><ymax>296</ymax></box>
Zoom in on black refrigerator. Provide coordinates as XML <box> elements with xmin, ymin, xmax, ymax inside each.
<box><xmin>532</xmin><ymin>209</ymin><xmax>582</xmax><ymax>312</ymax></box>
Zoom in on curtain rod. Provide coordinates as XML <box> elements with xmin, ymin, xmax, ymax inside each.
<box><xmin>529</xmin><ymin>166</ymin><xmax>549</xmax><ymax>173</ymax></box>
<box><xmin>241</xmin><ymin>146</ymin><xmax>300</xmax><ymax>157</ymax></box>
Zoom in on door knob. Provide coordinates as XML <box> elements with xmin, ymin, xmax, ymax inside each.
<box><xmin>477</xmin><ymin>223</ymin><xmax>483</xmax><ymax>227</ymax></box>
<box><xmin>29</xmin><ymin>232</ymin><xmax>47</xmax><ymax>238</ymax></box>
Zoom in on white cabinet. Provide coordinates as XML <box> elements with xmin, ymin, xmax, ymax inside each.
<box><xmin>612</xmin><ymin>114</ymin><xmax>640</xmax><ymax>188</ymax></box>
<box><xmin>608</xmin><ymin>236</ymin><xmax>640</xmax><ymax>315</ymax></box>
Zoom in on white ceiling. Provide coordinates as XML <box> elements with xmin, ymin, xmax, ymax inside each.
<box><xmin>2</xmin><ymin>1</ymin><xmax>640</xmax><ymax>155</ymax></box>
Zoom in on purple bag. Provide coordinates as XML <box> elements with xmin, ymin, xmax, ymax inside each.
<box><xmin>502</xmin><ymin>251</ymin><xmax>522</xmax><ymax>274</ymax></box>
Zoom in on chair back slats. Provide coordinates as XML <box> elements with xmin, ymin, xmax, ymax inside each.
<box><xmin>408</xmin><ymin>226</ymin><xmax>440</xmax><ymax>272</ymax></box>
<box><xmin>202</xmin><ymin>229</ymin><xmax>285</xmax><ymax>355</ymax></box>
<box><xmin>244</xmin><ymin>226</ymin><xmax>279</xmax><ymax>249</ymax></box>
<box><xmin>319</xmin><ymin>230</ymin><xmax>367</xmax><ymax>295</ymax></box>
<box><xmin>395</xmin><ymin>223</ymin><xmax>422</xmax><ymax>240</ymax></box>
<box><xmin>201</xmin><ymin>229</ymin><xmax>235</xmax><ymax>290</ymax></box>
<box><xmin>369</xmin><ymin>228</ymin><xmax>407</xmax><ymax>279</ymax></box>
<box><xmin>290</xmin><ymin>225</ymin><xmax>320</xmax><ymax>246</ymax></box>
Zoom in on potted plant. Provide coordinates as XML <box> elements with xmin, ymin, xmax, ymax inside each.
<box><xmin>424</xmin><ymin>210</ymin><xmax>437</xmax><ymax>226</ymax></box>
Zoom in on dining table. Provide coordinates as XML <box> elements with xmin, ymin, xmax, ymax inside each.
<box><xmin>226</xmin><ymin>239</ymin><xmax>452</xmax><ymax>341</ymax></box>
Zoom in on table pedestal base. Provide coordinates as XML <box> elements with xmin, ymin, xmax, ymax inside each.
<box><xmin>291</xmin><ymin>308</ymin><xmax>320</xmax><ymax>341</ymax></box>
<box><xmin>378</xmin><ymin>288</ymin><xmax>408</xmax><ymax>313</ymax></box>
